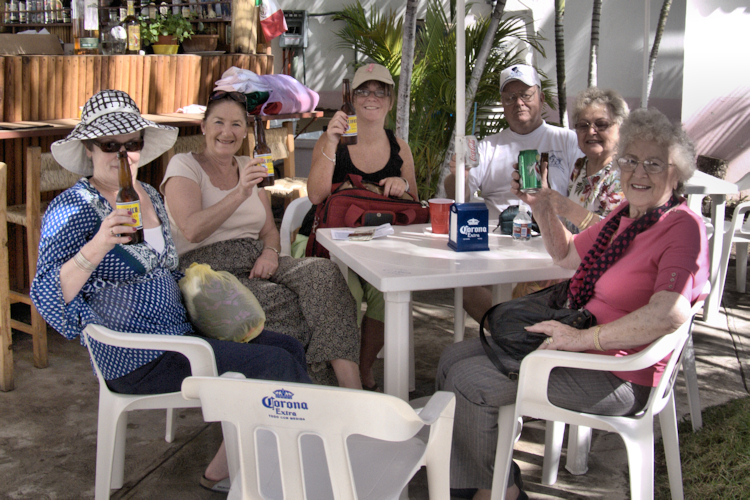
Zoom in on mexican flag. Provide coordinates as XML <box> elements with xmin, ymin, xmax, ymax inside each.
<box><xmin>258</xmin><ymin>0</ymin><xmax>288</xmax><ymax>41</ymax></box>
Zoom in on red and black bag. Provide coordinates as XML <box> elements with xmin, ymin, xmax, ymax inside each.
<box><xmin>306</xmin><ymin>174</ymin><xmax>430</xmax><ymax>258</ymax></box>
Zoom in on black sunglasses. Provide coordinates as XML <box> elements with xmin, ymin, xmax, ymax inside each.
<box><xmin>90</xmin><ymin>138</ymin><xmax>144</xmax><ymax>153</ymax></box>
<box><xmin>208</xmin><ymin>90</ymin><xmax>248</xmax><ymax>105</ymax></box>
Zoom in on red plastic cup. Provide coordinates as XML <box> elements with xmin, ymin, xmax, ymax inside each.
<box><xmin>429</xmin><ymin>198</ymin><xmax>454</xmax><ymax>234</ymax></box>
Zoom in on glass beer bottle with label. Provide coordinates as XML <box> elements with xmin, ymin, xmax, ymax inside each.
<box><xmin>72</xmin><ymin>0</ymin><xmax>100</xmax><ymax>54</ymax></box>
<box><xmin>123</xmin><ymin>0</ymin><xmax>140</xmax><ymax>54</ymax></box>
<box><xmin>340</xmin><ymin>78</ymin><xmax>357</xmax><ymax>145</ymax></box>
<box><xmin>254</xmin><ymin>117</ymin><xmax>275</xmax><ymax>188</ymax></box>
<box><xmin>116</xmin><ymin>151</ymin><xmax>144</xmax><ymax>244</ymax></box>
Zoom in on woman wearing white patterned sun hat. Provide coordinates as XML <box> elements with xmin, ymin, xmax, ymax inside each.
<box><xmin>31</xmin><ymin>89</ymin><xmax>311</xmax><ymax>493</ymax></box>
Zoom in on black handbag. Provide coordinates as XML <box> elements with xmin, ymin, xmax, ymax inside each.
<box><xmin>497</xmin><ymin>205</ymin><xmax>540</xmax><ymax>235</ymax></box>
<box><xmin>478</xmin><ymin>280</ymin><xmax>595</xmax><ymax>380</ymax></box>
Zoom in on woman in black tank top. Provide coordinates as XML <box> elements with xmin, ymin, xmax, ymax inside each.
<box><xmin>303</xmin><ymin>63</ymin><xmax>418</xmax><ymax>391</ymax></box>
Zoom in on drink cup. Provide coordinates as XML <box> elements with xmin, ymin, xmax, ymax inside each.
<box><xmin>465</xmin><ymin>135</ymin><xmax>479</xmax><ymax>169</ymax></box>
<box><xmin>429</xmin><ymin>198</ymin><xmax>454</xmax><ymax>234</ymax></box>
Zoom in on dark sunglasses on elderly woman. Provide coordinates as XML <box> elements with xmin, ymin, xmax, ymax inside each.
<box><xmin>91</xmin><ymin>138</ymin><xmax>144</xmax><ymax>153</ymax></box>
<box><xmin>208</xmin><ymin>90</ymin><xmax>248</xmax><ymax>104</ymax></box>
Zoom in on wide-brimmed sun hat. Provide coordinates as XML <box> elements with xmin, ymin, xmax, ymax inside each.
<box><xmin>51</xmin><ymin>89</ymin><xmax>178</xmax><ymax>176</ymax></box>
<box><xmin>351</xmin><ymin>63</ymin><xmax>395</xmax><ymax>89</ymax></box>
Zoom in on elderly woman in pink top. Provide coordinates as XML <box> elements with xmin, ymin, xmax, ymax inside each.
<box><xmin>437</xmin><ymin>108</ymin><xmax>709</xmax><ymax>500</ymax></box>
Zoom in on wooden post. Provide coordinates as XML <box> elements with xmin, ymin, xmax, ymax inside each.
<box><xmin>231</xmin><ymin>0</ymin><xmax>258</xmax><ymax>54</ymax></box>
<box><xmin>0</xmin><ymin>162</ymin><xmax>14</xmax><ymax>391</ymax></box>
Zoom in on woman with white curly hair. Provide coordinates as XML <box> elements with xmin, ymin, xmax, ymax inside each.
<box><xmin>437</xmin><ymin>107</ymin><xmax>709</xmax><ymax>500</ymax></box>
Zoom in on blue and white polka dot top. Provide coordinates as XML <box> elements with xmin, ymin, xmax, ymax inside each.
<box><xmin>31</xmin><ymin>179</ymin><xmax>193</xmax><ymax>380</ymax></box>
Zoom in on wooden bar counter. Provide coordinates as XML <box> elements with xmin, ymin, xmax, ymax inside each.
<box><xmin>0</xmin><ymin>53</ymin><xmax>273</xmax><ymax>121</ymax></box>
<box><xmin>1</xmin><ymin>52</ymin><xmax>274</xmax><ymax>293</ymax></box>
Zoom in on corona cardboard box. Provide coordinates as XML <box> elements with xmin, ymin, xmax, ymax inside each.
<box><xmin>448</xmin><ymin>202</ymin><xmax>489</xmax><ymax>252</ymax></box>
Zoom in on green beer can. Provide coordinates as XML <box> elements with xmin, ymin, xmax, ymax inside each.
<box><xmin>518</xmin><ymin>149</ymin><xmax>542</xmax><ymax>193</ymax></box>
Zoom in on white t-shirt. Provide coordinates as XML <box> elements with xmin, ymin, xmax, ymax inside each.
<box><xmin>468</xmin><ymin>121</ymin><xmax>583</xmax><ymax>218</ymax></box>
<box><xmin>160</xmin><ymin>152</ymin><xmax>266</xmax><ymax>255</ymax></box>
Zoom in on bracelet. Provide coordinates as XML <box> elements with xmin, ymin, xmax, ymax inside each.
<box><xmin>592</xmin><ymin>325</ymin><xmax>605</xmax><ymax>351</ymax></box>
<box><xmin>401</xmin><ymin>177</ymin><xmax>410</xmax><ymax>192</ymax></box>
<box><xmin>579</xmin><ymin>211</ymin><xmax>594</xmax><ymax>230</ymax></box>
<box><xmin>73</xmin><ymin>250</ymin><xmax>97</xmax><ymax>274</ymax></box>
<box><xmin>263</xmin><ymin>246</ymin><xmax>280</xmax><ymax>256</ymax></box>
<box><xmin>321</xmin><ymin>149</ymin><xmax>336</xmax><ymax>163</ymax></box>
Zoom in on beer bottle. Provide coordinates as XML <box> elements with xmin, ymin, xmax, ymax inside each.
<box><xmin>340</xmin><ymin>78</ymin><xmax>357</xmax><ymax>145</ymax></box>
<box><xmin>123</xmin><ymin>0</ymin><xmax>140</xmax><ymax>54</ymax></box>
<box><xmin>254</xmin><ymin>117</ymin><xmax>274</xmax><ymax>188</ymax></box>
<box><xmin>116</xmin><ymin>151</ymin><xmax>144</xmax><ymax>244</ymax></box>
<box><xmin>71</xmin><ymin>0</ymin><xmax>100</xmax><ymax>54</ymax></box>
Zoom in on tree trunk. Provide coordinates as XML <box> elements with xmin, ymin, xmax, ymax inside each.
<box><xmin>396</xmin><ymin>0</ymin><xmax>419</xmax><ymax>142</ymax></box>
<box><xmin>644</xmin><ymin>0</ymin><xmax>672</xmax><ymax>107</ymax></box>
<box><xmin>555</xmin><ymin>0</ymin><xmax>567</xmax><ymax>126</ymax></box>
<box><xmin>439</xmin><ymin>0</ymin><xmax>508</xmax><ymax>179</ymax></box>
<box><xmin>587</xmin><ymin>0</ymin><xmax>602</xmax><ymax>88</ymax></box>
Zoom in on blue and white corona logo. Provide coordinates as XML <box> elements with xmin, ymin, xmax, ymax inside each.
<box><xmin>460</xmin><ymin>223</ymin><xmax>487</xmax><ymax>235</ymax></box>
<box><xmin>273</xmin><ymin>388</ymin><xmax>294</xmax><ymax>399</ymax></box>
<box><xmin>262</xmin><ymin>388</ymin><xmax>309</xmax><ymax>421</ymax></box>
<box><xmin>467</xmin><ymin>218</ymin><xmax>479</xmax><ymax>225</ymax></box>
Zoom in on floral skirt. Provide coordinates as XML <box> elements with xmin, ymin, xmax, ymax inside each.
<box><xmin>180</xmin><ymin>238</ymin><xmax>361</xmax><ymax>385</ymax></box>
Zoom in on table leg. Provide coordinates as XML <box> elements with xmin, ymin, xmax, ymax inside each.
<box><xmin>383</xmin><ymin>290</ymin><xmax>412</xmax><ymax>401</ymax></box>
<box><xmin>492</xmin><ymin>283</ymin><xmax>513</xmax><ymax>304</ymax></box>
<box><xmin>283</xmin><ymin>120</ymin><xmax>295</xmax><ymax>179</ymax></box>
<box><xmin>703</xmin><ymin>195</ymin><xmax>725</xmax><ymax>323</ymax></box>
<box><xmin>453</xmin><ymin>288</ymin><xmax>465</xmax><ymax>342</ymax></box>
<box><xmin>409</xmin><ymin>298</ymin><xmax>415</xmax><ymax>393</ymax></box>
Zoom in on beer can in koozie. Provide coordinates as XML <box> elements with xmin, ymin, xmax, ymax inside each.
<box><xmin>518</xmin><ymin>149</ymin><xmax>542</xmax><ymax>193</ymax></box>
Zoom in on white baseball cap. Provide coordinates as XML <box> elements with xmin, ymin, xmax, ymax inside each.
<box><xmin>500</xmin><ymin>65</ymin><xmax>541</xmax><ymax>91</ymax></box>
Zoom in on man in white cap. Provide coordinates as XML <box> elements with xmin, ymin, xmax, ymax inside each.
<box><xmin>444</xmin><ymin>64</ymin><xmax>582</xmax><ymax>323</ymax></box>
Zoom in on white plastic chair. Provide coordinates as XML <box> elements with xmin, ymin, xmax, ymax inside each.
<box><xmin>279</xmin><ymin>195</ymin><xmax>312</xmax><ymax>256</ymax></box>
<box><xmin>491</xmin><ymin>305</ymin><xmax>702</xmax><ymax>500</ymax></box>
<box><xmin>82</xmin><ymin>324</ymin><xmax>218</xmax><ymax>500</ymax></box>
<box><xmin>182</xmin><ymin>374</ymin><xmax>456</xmax><ymax>500</ymax></box>
<box><xmin>714</xmin><ymin>172</ymin><xmax>750</xmax><ymax>299</ymax></box>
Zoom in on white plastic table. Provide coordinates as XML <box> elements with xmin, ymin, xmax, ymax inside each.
<box><xmin>684</xmin><ymin>170</ymin><xmax>739</xmax><ymax>323</ymax></box>
<box><xmin>316</xmin><ymin>224</ymin><xmax>574</xmax><ymax>401</ymax></box>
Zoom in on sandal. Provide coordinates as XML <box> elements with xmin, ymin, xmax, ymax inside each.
<box><xmin>199</xmin><ymin>475</ymin><xmax>230</xmax><ymax>494</ymax></box>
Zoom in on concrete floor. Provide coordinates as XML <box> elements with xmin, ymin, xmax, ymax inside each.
<box><xmin>1</xmin><ymin>260</ymin><xmax>748</xmax><ymax>500</ymax></box>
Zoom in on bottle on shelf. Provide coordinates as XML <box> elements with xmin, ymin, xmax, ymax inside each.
<box><xmin>9</xmin><ymin>0</ymin><xmax>19</xmax><ymax>23</ymax></box>
<box><xmin>25</xmin><ymin>0</ymin><xmax>34</xmax><ymax>23</ymax></box>
<box><xmin>340</xmin><ymin>78</ymin><xmax>358</xmax><ymax>145</ymax></box>
<box><xmin>72</xmin><ymin>0</ymin><xmax>100</xmax><ymax>54</ymax></box>
<box><xmin>61</xmin><ymin>0</ymin><xmax>70</xmax><ymax>22</ymax></box>
<box><xmin>97</xmin><ymin>0</ymin><xmax>108</xmax><ymax>28</ymax></box>
<box><xmin>123</xmin><ymin>0</ymin><xmax>140</xmax><ymax>54</ymax></box>
<box><xmin>43</xmin><ymin>0</ymin><xmax>52</xmax><ymax>23</ymax></box>
<box><xmin>18</xmin><ymin>0</ymin><xmax>25</xmax><ymax>23</ymax></box>
<box><xmin>54</xmin><ymin>0</ymin><xmax>63</xmax><ymax>22</ymax></box>
<box><xmin>116</xmin><ymin>151</ymin><xmax>144</xmax><ymax>245</ymax></box>
<box><xmin>254</xmin><ymin>117</ymin><xmax>275</xmax><ymax>188</ymax></box>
